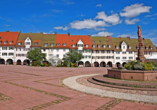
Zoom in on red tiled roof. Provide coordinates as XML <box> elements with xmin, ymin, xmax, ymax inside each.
<box><xmin>55</xmin><ymin>34</ymin><xmax>70</xmax><ymax>48</ymax></box>
<box><xmin>34</xmin><ymin>40</ymin><xmax>39</xmax><ymax>43</ymax></box>
<box><xmin>70</xmin><ymin>35</ymin><xmax>92</xmax><ymax>49</ymax></box>
<box><xmin>0</xmin><ymin>32</ymin><xmax>19</xmax><ymax>46</ymax></box>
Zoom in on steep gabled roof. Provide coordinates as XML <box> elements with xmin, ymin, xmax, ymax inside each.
<box><xmin>0</xmin><ymin>32</ymin><xmax>19</xmax><ymax>46</ymax></box>
<box><xmin>70</xmin><ymin>35</ymin><xmax>92</xmax><ymax>49</ymax></box>
<box><xmin>55</xmin><ymin>34</ymin><xmax>70</xmax><ymax>48</ymax></box>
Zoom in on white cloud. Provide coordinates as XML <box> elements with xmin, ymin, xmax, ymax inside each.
<box><xmin>120</xmin><ymin>3</ymin><xmax>152</xmax><ymax>18</ymax></box>
<box><xmin>96</xmin><ymin>4</ymin><xmax>102</xmax><ymax>7</ymax></box>
<box><xmin>53</xmin><ymin>26</ymin><xmax>69</xmax><ymax>30</ymax></box>
<box><xmin>125</xmin><ymin>18</ymin><xmax>140</xmax><ymax>24</ymax></box>
<box><xmin>52</xmin><ymin>9</ymin><xmax>63</xmax><ymax>13</ymax></box>
<box><xmin>92</xmin><ymin>31</ymin><xmax>113</xmax><ymax>36</ymax></box>
<box><xmin>151</xmin><ymin>18</ymin><xmax>156</xmax><ymax>20</ymax></box>
<box><xmin>94</xmin><ymin>28</ymin><xmax>106</xmax><ymax>31</ymax></box>
<box><xmin>4</xmin><ymin>24</ymin><xmax>10</xmax><ymax>27</ymax></box>
<box><xmin>70</xmin><ymin>19</ymin><xmax>109</xmax><ymax>30</ymax></box>
<box><xmin>81</xmin><ymin>14</ymin><xmax>85</xmax><ymax>16</ymax></box>
<box><xmin>95</xmin><ymin>11</ymin><xmax>122</xmax><ymax>25</ymax></box>
<box><xmin>62</xmin><ymin>0</ymin><xmax>74</xmax><ymax>5</ymax></box>
<box><xmin>145</xmin><ymin>13</ymin><xmax>157</xmax><ymax>17</ymax></box>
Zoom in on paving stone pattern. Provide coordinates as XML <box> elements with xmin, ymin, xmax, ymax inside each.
<box><xmin>0</xmin><ymin>65</ymin><xmax>156</xmax><ymax>110</ymax></box>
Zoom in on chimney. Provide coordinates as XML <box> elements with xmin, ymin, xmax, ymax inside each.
<box><xmin>88</xmin><ymin>33</ymin><xmax>91</xmax><ymax>37</ymax></box>
<box><xmin>68</xmin><ymin>32</ymin><xmax>70</xmax><ymax>37</ymax></box>
<box><xmin>143</xmin><ymin>38</ymin><xmax>145</xmax><ymax>40</ymax></box>
<box><xmin>107</xmin><ymin>35</ymin><xmax>111</xmax><ymax>38</ymax></box>
<box><xmin>18</xmin><ymin>30</ymin><xmax>21</xmax><ymax>33</ymax></box>
<box><xmin>127</xmin><ymin>36</ymin><xmax>130</xmax><ymax>40</ymax></box>
<box><xmin>6</xmin><ymin>30</ymin><xmax>9</xmax><ymax>32</ymax></box>
<box><xmin>55</xmin><ymin>32</ymin><xmax>57</xmax><ymax>35</ymax></box>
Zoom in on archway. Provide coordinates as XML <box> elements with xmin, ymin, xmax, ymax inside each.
<box><xmin>94</xmin><ymin>62</ymin><xmax>99</xmax><ymax>67</ymax></box>
<box><xmin>23</xmin><ymin>60</ymin><xmax>30</xmax><ymax>66</ymax></box>
<box><xmin>85</xmin><ymin>61</ymin><xmax>91</xmax><ymax>67</ymax></box>
<box><xmin>6</xmin><ymin>59</ymin><xmax>13</xmax><ymax>65</ymax></box>
<box><xmin>17</xmin><ymin>60</ymin><xmax>21</xmax><ymax>65</ymax></box>
<box><xmin>107</xmin><ymin>62</ymin><xmax>112</xmax><ymax>67</ymax></box>
<box><xmin>78</xmin><ymin>61</ymin><xmax>84</xmax><ymax>66</ymax></box>
<box><xmin>122</xmin><ymin>62</ymin><xmax>127</xmax><ymax>67</ymax></box>
<box><xmin>0</xmin><ymin>59</ymin><xmax>5</xmax><ymax>64</ymax></box>
<box><xmin>100</xmin><ymin>62</ymin><xmax>106</xmax><ymax>67</ymax></box>
<box><xmin>116</xmin><ymin>62</ymin><xmax>121</xmax><ymax>67</ymax></box>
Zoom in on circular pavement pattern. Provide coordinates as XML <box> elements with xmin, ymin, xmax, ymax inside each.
<box><xmin>63</xmin><ymin>74</ymin><xmax>157</xmax><ymax>103</ymax></box>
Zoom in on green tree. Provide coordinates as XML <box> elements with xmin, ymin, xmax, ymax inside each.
<box><xmin>27</xmin><ymin>48</ymin><xmax>46</xmax><ymax>65</ymax></box>
<box><xmin>62</xmin><ymin>49</ymin><xmax>83</xmax><ymax>66</ymax></box>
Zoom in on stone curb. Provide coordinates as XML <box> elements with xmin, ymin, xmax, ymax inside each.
<box><xmin>63</xmin><ymin>74</ymin><xmax>157</xmax><ymax>103</ymax></box>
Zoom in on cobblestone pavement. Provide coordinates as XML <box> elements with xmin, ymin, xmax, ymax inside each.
<box><xmin>0</xmin><ymin>65</ymin><xmax>156</xmax><ymax>110</ymax></box>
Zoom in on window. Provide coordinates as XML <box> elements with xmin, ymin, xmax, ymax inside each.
<box><xmin>122</xmin><ymin>57</ymin><xmax>126</xmax><ymax>59</ymax></box>
<box><xmin>27</xmin><ymin>38</ymin><xmax>29</xmax><ymax>41</ymax></box>
<box><xmin>44</xmin><ymin>43</ymin><xmax>47</xmax><ymax>47</ymax></box>
<box><xmin>92</xmin><ymin>45</ymin><xmax>95</xmax><ymax>48</ymax></box>
<box><xmin>104</xmin><ymin>51</ymin><xmax>107</xmax><ymax>53</ymax></box>
<box><xmin>99</xmin><ymin>41</ymin><xmax>101</xmax><ymax>43</ymax></box>
<box><xmin>77</xmin><ymin>44</ymin><xmax>83</xmax><ymax>47</ymax></box>
<box><xmin>57</xmin><ymin>54</ymin><xmax>59</xmax><ymax>57</ymax></box>
<box><xmin>104</xmin><ymin>56</ymin><xmax>107</xmax><ymax>59</ymax></box>
<box><xmin>129</xmin><ymin>46</ymin><xmax>131</xmax><ymax>49</ymax></box>
<box><xmin>2</xmin><ymin>47</ymin><xmax>7</xmax><ymax>50</ymax></box>
<box><xmin>79</xmin><ymin>50</ymin><xmax>83</xmax><ymax>53</ymax></box>
<box><xmin>4</xmin><ymin>41</ymin><xmax>7</xmax><ymax>44</ymax></box>
<box><xmin>84</xmin><ymin>50</ymin><xmax>87</xmax><ymax>53</ymax></box>
<box><xmin>49</xmin><ymin>49</ymin><xmax>53</xmax><ymax>52</ymax></box>
<box><xmin>98</xmin><ymin>56</ymin><xmax>101</xmax><ymax>59</ymax></box>
<box><xmin>0</xmin><ymin>41</ymin><xmax>1</xmax><ymax>44</ymax></box>
<box><xmin>108</xmin><ymin>45</ymin><xmax>111</xmax><ymax>48</ymax></box>
<box><xmin>151</xmin><ymin>47</ymin><xmax>153</xmax><ymax>50</ymax></box>
<box><xmin>129</xmin><ymin>51</ymin><xmax>132</xmax><ymax>54</ymax></box>
<box><xmin>21</xmin><ymin>54</ymin><xmax>24</xmax><ymax>57</ymax></box>
<box><xmin>49</xmin><ymin>54</ymin><xmax>53</xmax><ymax>57</ymax></box>
<box><xmin>21</xmin><ymin>48</ymin><xmax>24</xmax><ymax>51</ymax></box>
<box><xmin>51</xmin><ymin>43</ymin><xmax>54</xmax><ymax>47</ymax></box>
<box><xmin>43</xmin><ymin>49</ymin><xmax>46</xmax><ymax>52</ymax></box>
<box><xmin>103</xmin><ymin>45</ymin><xmax>106</xmax><ymax>48</ymax></box>
<box><xmin>17</xmin><ymin>54</ymin><xmax>21</xmax><ymax>57</ymax></box>
<box><xmin>147</xmin><ymin>52</ymin><xmax>149</xmax><ymax>55</ymax></box>
<box><xmin>26</xmin><ymin>42</ymin><xmax>30</xmax><ymax>45</ymax></box>
<box><xmin>116</xmin><ymin>46</ymin><xmax>119</xmax><ymax>49</ymax></box>
<box><xmin>123</xmin><ymin>46</ymin><xmax>125</xmax><ymax>49</ymax></box>
<box><xmin>110</xmin><ymin>50</ymin><xmax>113</xmax><ymax>53</ymax></box>
<box><xmin>72</xmin><ymin>45</ymin><xmax>75</xmax><ymax>48</ymax></box>
<box><xmin>17</xmin><ymin>48</ymin><xmax>20</xmax><ymax>51</ymax></box>
<box><xmin>86</xmin><ymin>45</ymin><xmax>88</xmax><ymax>48</ymax></box>
<box><xmin>18</xmin><ymin>43</ymin><xmax>21</xmax><ymax>45</ymax></box>
<box><xmin>99</xmin><ymin>50</ymin><xmax>101</xmax><ymax>53</ymax></box>
<box><xmin>57</xmin><ymin>49</ymin><xmax>59</xmax><ymax>52</ymax></box>
<box><xmin>116</xmin><ymin>51</ymin><xmax>120</xmax><ymax>54</ymax></box>
<box><xmin>63</xmin><ymin>49</ymin><xmax>66</xmax><ymax>52</ymax></box>
<box><xmin>34</xmin><ymin>43</ymin><xmax>38</xmax><ymax>45</ymax></box>
<box><xmin>63</xmin><ymin>43</ymin><xmax>66</xmax><ymax>46</ymax></box>
<box><xmin>9</xmin><ymin>47</ymin><xmax>14</xmax><ymax>50</ymax></box>
<box><xmin>129</xmin><ymin>57</ymin><xmax>133</xmax><ymax>59</ymax></box>
<box><xmin>10</xmin><ymin>41</ymin><xmax>13</xmax><ymax>44</ymax></box>
<box><xmin>2</xmin><ymin>53</ymin><xmax>7</xmax><ymax>56</ymax></box>
<box><xmin>146</xmin><ymin>47</ymin><xmax>148</xmax><ymax>50</ymax></box>
<box><xmin>93</xmin><ymin>50</ymin><xmax>96</xmax><ymax>53</ymax></box>
<box><xmin>63</xmin><ymin>54</ymin><xmax>66</xmax><ymax>58</ymax></box>
<box><xmin>122</xmin><ymin>52</ymin><xmax>126</xmax><ymax>54</ymax></box>
<box><xmin>116</xmin><ymin>57</ymin><xmax>120</xmax><ymax>59</ymax></box>
<box><xmin>9</xmin><ymin>53</ymin><xmax>14</xmax><ymax>56</ymax></box>
<box><xmin>98</xmin><ymin>45</ymin><xmax>100</xmax><ymax>48</ymax></box>
<box><xmin>26</xmin><ymin>48</ymin><xmax>30</xmax><ymax>51</ymax></box>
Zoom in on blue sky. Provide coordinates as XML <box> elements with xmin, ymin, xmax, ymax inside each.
<box><xmin>0</xmin><ymin>0</ymin><xmax>157</xmax><ymax>46</ymax></box>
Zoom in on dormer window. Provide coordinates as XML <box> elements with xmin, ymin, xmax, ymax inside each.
<box><xmin>35</xmin><ymin>43</ymin><xmax>38</xmax><ymax>45</ymax></box>
<box><xmin>94</xmin><ymin>41</ymin><xmax>95</xmax><ymax>43</ymax></box>
<box><xmin>123</xmin><ymin>46</ymin><xmax>125</xmax><ymax>49</ymax></box>
<box><xmin>26</xmin><ymin>42</ymin><xmax>30</xmax><ymax>45</ymax></box>
<box><xmin>4</xmin><ymin>41</ymin><xmax>7</xmax><ymax>44</ymax></box>
<box><xmin>137</xmin><ymin>47</ymin><xmax>139</xmax><ymax>49</ymax></box>
<box><xmin>99</xmin><ymin>41</ymin><xmax>101</xmax><ymax>43</ymax></box>
<box><xmin>151</xmin><ymin>47</ymin><xmax>153</xmax><ymax>50</ymax></box>
<box><xmin>44</xmin><ymin>43</ymin><xmax>47</xmax><ymax>47</ymax></box>
<box><xmin>85</xmin><ymin>45</ymin><xmax>88</xmax><ymax>48</ymax></box>
<box><xmin>18</xmin><ymin>43</ymin><xmax>21</xmax><ymax>45</ymax></box>
<box><xmin>98</xmin><ymin>45</ymin><xmax>100</xmax><ymax>48</ymax></box>
<box><xmin>10</xmin><ymin>41</ymin><xmax>13</xmax><ymax>44</ymax></box>
<box><xmin>116</xmin><ymin>46</ymin><xmax>119</xmax><ymax>49</ymax></box>
<box><xmin>108</xmin><ymin>45</ymin><xmax>111</xmax><ymax>48</ymax></box>
<box><xmin>146</xmin><ymin>47</ymin><xmax>148</xmax><ymax>50</ymax></box>
<box><xmin>72</xmin><ymin>44</ymin><xmax>75</xmax><ymax>47</ymax></box>
<box><xmin>129</xmin><ymin>46</ymin><xmax>131</xmax><ymax>49</ymax></box>
<box><xmin>63</xmin><ymin>43</ymin><xmax>66</xmax><ymax>46</ymax></box>
<box><xmin>51</xmin><ymin>43</ymin><xmax>54</xmax><ymax>47</ymax></box>
<box><xmin>92</xmin><ymin>45</ymin><xmax>95</xmax><ymax>48</ymax></box>
<box><xmin>103</xmin><ymin>45</ymin><xmax>105</xmax><ymax>48</ymax></box>
<box><xmin>57</xmin><ymin>43</ymin><xmax>60</xmax><ymax>46</ymax></box>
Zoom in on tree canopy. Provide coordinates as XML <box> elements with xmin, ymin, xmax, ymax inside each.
<box><xmin>27</xmin><ymin>48</ymin><xmax>46</xmax><ymax>64</ymax></box>
<box><xmin>62</xmin><ymin>49</ymin><xmax>83</xmax><ymax>65</ymax></box>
